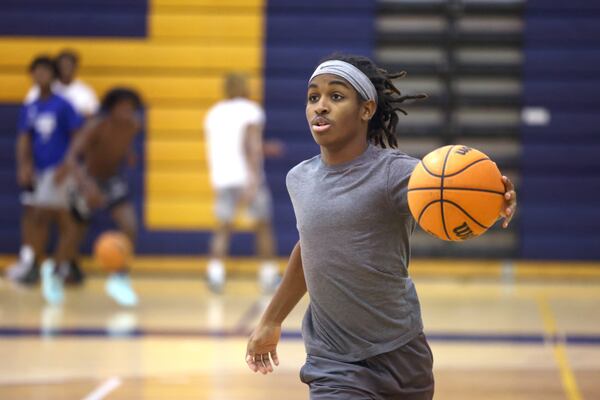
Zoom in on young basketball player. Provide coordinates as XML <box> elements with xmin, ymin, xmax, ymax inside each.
<box><xmin>48</xmin><ymin>88</ymin><xmax>143</xmax><ymax>307</ymax></box>
<box><xmin>245</xmin><ymin>55</ymin><xmax>518</xmax><ymax>399</ymax></box>
<box><xmin>204</xmin><ymin>73</ymin><xmax>279</xmax><ymax>293</ymax></box>
<box><xmin>9</xmin><ymin>49</ymin><xmax>98</xmax><ymax>285</ymax></box>
<box><xmin>13</xmin><ymin>55</ymin><xmax>83</xmax><ymax>301</ymax></box>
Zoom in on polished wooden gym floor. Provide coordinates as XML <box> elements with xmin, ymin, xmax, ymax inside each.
<box><xmin>1</xmin><ymin>258</ymin><xmax>599</xmax><ymax>400</ymax></box>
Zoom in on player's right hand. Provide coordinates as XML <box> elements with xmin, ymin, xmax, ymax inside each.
<box><xmin>54</xmin><ymin>159</ymin><xmax>75</xmax><ymax>184</ymax></box>
<box><xmin>17</xmin><ymin>164</ymin><xmax>34</xmax><ymax>188</ymax></box>
<box><xmin>83</xmin><ymin>180</ymin><xmax>106</xmax><ymax>209</ymax></box>
<box><xmin>246</xmin><ymin>322</ymin><xmax>281</xmax><ymax>375</ymax></box>
<box><xmin>241</xmin><ymin>182</ymin><xmax>258</xmax><ymax>206</ymax></box>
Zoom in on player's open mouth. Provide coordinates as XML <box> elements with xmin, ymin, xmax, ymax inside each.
<box><xmin>312</xmin><ymin>124</ymin><xmax>331</xmax><ymax>133</ymax></box>
<box><xmin>311</xmin><ymin>116</ymin><xmax>332</xmax><ymax>133</ymax></box>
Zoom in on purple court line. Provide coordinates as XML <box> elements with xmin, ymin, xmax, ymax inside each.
<box><xmin>1</xmin><ymin>327</ymin><xmax>600</xmax><ymax>346</ymax></box>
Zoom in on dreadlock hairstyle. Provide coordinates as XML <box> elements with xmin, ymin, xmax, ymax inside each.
<box><xmin>322</xmin><ymin>53</ymin><xmax>427</xmax><ymax>149</ymax></box>
<box><xmin>100</xmin><ymin>87</ymin><xmax>143</xmax><ymax>114</ymax></box>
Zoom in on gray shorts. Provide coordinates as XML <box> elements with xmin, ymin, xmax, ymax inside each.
<box><xmin>300</xmin><ymin>333</ymin><xmax>434</xmax><ymax>400</ymax></box>
<box><xmin>21</xmin><ymin>168</ymin><xmax>74</xmax><ymax>209</ymax></box>
<box><xmin>215</xmin><ymin>185</ymin><xmax>272</xmax><ymax>223</ymax></box>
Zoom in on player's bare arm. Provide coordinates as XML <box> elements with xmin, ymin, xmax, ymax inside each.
<box><xmin>242</xmin><ymin>122</ymin><xmax>264</xmax><ymax>202</ymax></box>
<box><xmin>54</xmin><ymin>117</ymin><xmax>102</xmax><ymax>184</ymax></box>
<box><xmin>246</xmin><ymin>241</ymin><xmax>306</xmax><ymax>375</ymax></box>
<box><xmin>15</xmin><ymin>132</ymin><xmax>34</xmax><ymax>187</ymax></box>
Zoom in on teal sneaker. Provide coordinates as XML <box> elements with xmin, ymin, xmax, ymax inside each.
<box><xmin>106</xmin><ymin>273</ymin><xmax>138</xmax><ymax>307</ymax></box>
<box><xmin>41</xmin><ymin>259</ymin><xmax>64</xmax><ymax>305</ymax></box>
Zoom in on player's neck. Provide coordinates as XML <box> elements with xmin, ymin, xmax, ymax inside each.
<box><xmin>320</xmin><ymin>138</ymin><xmax>369</xmax><ymax>167</ymax></box>
<box><xmin>59</xmin><ymin>77</ymin><xmax>74</xmax><ymax>85</ymax></box>
<box><xmin>39</xmin><ymin>87</ymin><xmax>52</xmax><ymax>99</ymax></box>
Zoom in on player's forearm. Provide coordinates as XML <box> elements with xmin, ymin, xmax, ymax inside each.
<box><xmin>64</xmin><ymin>131</ymin><xmax>87</xmax><ymax>164</ymax></box>
<box><xmin>16</xmin><ymin>134</ymin><xmax>32</xmax><ymax>167</ymax></box>
<box><xmin>65</xmin><ymin>118</ymin><xmax>99</xmax><ymax>163</ymax></box>
<box><xmin>259</xmin><ymin>241</ymin><xmax>306</xmax><ymax>326</ymax></box>
<box><xmin>244</xmin><ymin>124</ymin><xmax>263</xmax><ymax>183</ymax></box>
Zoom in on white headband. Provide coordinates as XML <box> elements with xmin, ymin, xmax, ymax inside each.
<box><xmin>309</xmin><ymin>60</ymin><xmax>378</xmax><ymax>103</ymax></box>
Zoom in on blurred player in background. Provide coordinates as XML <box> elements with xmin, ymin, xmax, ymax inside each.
<box><xmin>55</xmin><ymin>87</ymin><xmax>143</xmax><ymax>307</ymax></box>
<box><xmin>25</xmin><ymin>49</ymin><xmax>98</xmax><ymax>117</ymax></box>
<box><xmin>204</xmin><ymin>73</ymin><xmax>279</xmax><ymax>293</ymax></box>
<box><xmin>11</xmin><ymin>56</ymin><xmax>83</xmax><ymax>303</ymax></box>
<box><xmin>7</xmin><ymin>49</ymin><xmax>98</xmax><ymax>285</ymax></box>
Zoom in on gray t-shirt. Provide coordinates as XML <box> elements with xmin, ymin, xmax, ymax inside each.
<box><xmin>286</xmin><ymin>144</ymin><xmax>423</xmax><ymax>362</ymax></box>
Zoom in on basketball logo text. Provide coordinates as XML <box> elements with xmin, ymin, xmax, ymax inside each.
<box><xmin>455</xmin><ymin>146</ymin><xmax>472</xmax><ymax>156</ymax></box>
<box><xmin>453</xmin><ymin>222</ymin><xmax>475</xmax><ymax>240</ymax></box>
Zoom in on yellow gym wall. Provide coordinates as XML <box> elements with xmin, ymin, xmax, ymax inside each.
<box><xmin>0</xmin><ymin>0</ymin><xmax>265</xmax><ymax>230</ymax></box>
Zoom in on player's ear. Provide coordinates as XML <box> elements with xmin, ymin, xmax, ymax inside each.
<box><xmin>360</xmin><ymin>100</ymin><xmax>376</xmax><ymax>122</ymax></box>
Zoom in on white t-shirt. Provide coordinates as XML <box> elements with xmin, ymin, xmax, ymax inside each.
<box><xmin>204</xmin><ymin>97</ymin><xmax>265</xmax><ymax>189</ymax></box>
<box><xmin>25</xmin><ymin>79</ymin><xmax>99</xmax><ymax>116</ymax></box>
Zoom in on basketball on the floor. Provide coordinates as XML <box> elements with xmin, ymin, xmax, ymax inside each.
<box><xmin>93</xmin><ymin>231</ymin><xmax>132</xmax><ymax>271</ymax></box>
<box><xmin>407</xmin><ymin>145</ymin><xmax>505</xmax><ymax>241</ymax></box>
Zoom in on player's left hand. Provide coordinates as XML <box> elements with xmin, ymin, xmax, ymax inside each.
<box><xmin>241</xmin><ymin>180</ymin><xmax>259</xmax><ymax>206</ymax></box>
<box><xmin>500</xmin><ymin>175</ymin><xmax>517</xmax><ymax>228</ymax></box>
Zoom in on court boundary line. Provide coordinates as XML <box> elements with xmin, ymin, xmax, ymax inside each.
<box><xmin>0</xmin><ymin>327</ymin><xmax>599</xmax><ymax>347</ymax></box>
<box><xmin>81</xmin><ymin>377</ymin><xmax>122</xmax><ymax>400</ymax></box>
<box><xmin>536</xmin><ymin>295</ymin><xmax>583</xmax><ymax>400</ymax></box>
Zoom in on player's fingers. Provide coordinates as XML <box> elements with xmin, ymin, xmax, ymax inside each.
<box><xmin>262</xmin><ymin>354</ymin><xmax>274</xmax><ymax>373</ymax></box>
<box><xmin>255</xmin><ymin>354</ymin><xmax>267</xmax><ymax>375</ymax></box>
<box><xmin>502</xmin><ymin>175</ymin><xmax>514</xmax><ymax>191</ymax></box>
<box><xmin>505</xmin><ymin>190</ymin><xmax>517</xmax><ymax>202</ymax></box>
<box><xmin>246</xmin><ymin>353</ymin><xmax>258</xmax><ymax>373</ymax></box>
<box><xmin>502</xmin><ymin>207</ymin><xmax>515</xmax><ymax>228</ymax></box>
<box><xmin>270</xmin><ymin>350</ymin><xmax>279</xmax><ymax>366</ymax></box>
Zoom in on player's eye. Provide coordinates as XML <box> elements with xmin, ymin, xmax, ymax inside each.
<box><xmin>307</xmin><ymin>94</ymin><xmax>319</xmax><ymax>103</ymax></box>
<box><xmin>331</xmin><ymin>93</ymin><xmax>344</xmax><ymax>101</ymax></box>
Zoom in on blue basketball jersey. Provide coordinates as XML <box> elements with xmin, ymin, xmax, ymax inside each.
<box><xmin>17</xmin><ymin>94</ymin><xmax>83</xmax><ymax>171</ymax></box>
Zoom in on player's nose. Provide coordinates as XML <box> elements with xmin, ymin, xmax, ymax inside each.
<box><xmin>314</xmin><ymin>98</ymin><xmax>330</xmax><ymax>115</ymax></box>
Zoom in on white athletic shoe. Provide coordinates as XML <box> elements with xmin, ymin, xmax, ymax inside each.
<box><xmin>6</xmin><ymin>260</ymin><xmax>29</xmax><ymax>280</ymax></box>
<box><xmin>207</xmin><ymin>259</ymin><xmax>226</xmax><ymax>293</ymax></box>
<box><xmin>259</xmin><ymin>262</ymin><xmax>281</xmax><ymax>294</ymax></box>
<box><xmin>41</xmin><ymin>259</ymin><xmax>64</xmax><ymax>305</ymax></box>
<box><xmin>6</xmin><ymin>246</ymin><xmax>36</xmax><ymax>283</ymax></box>
<box><xmin>106</xmin><ymin>273</ymin><xmax>138</xmax><ymax>307</ymax></box>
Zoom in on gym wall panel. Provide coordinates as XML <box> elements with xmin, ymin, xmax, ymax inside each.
<box><xmin>0</xmin><ymin>39</ymin><xmax>262</xmax><ymax>72</ymax></box>
<box><xmin>521</xmin><ymin>1</ymin><xmax>600</xmax><ymax>260</ymax></box>
<box><xmin>0</xmin><ymin>73</ymin><xmax>262</xmax><ymax>106</ymax></box>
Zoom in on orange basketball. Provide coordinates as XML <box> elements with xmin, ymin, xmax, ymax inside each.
<box><xmin>93</xmin><ymin>231</ymin><xmax>132</xmax><ymax>271</ymax></box>
<box><xmin>407</xmin><ymin>145</ymin><xmax>505</xmax><ymax>241</ymax></box>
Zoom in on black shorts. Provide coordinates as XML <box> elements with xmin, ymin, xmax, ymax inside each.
<box><xmin>70</xmin><ymin>175</ymin><xmax>130</xmax><ymax>223</ymax></box>
<box><xmin>96</xmin><ymin>175</ymin><xmax>130</xmax><ymax>209</ymax></box>
<box><xmin>300</xmin><ymin>333</ymin><xmax>434</xmax><ymax>400</ymax></box>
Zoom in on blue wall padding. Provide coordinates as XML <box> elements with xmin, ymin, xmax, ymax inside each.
<box><xmin>521</xmin><ymin>2</ymin><xmax>600</xmax><ymax>260</ymax></box>
<box><xmin>0</xmin><ymin>0</ymin><xmax>147</xmax><ymax>37</ymax></box>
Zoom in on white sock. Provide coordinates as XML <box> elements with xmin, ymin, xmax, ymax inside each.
<box><xmin>20</xmin><ymin>245</ymin><xmax>34</xmax><ymax>265</ymax></box>
<box><xmin>260</xmin><ymin>261</ymin><xmax>278</xmax><ymax>273</ymax></box>
<box><xmin>259</xmin><ymin>261</ymin><xmax>279</xmax><ymax>289</ymax></box>
<box><xmin>207</xmin><ymin>258</ymin><xmax>226</xmax><ymax>282</ymax></box>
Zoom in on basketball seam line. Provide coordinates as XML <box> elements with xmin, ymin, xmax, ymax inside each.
<box><xmin>408</xmin><ymin>187</ymin><xmax>505</xmax><ymax>195</ymax></box>
<box><xmin>444</xmin><ymin>199</ymin><xmax>491</xmax><ymax>230</ymax></box>
<box><xmin>421</xmin><ymin>157</ymin><xmax>490</xmax><ymax>178</ymax></box>
<box><xmin>440</xmin><ymin>146</ymin><xmax>455</xmax><ymax>241</ymax></box>
<box><xmin>417</xmin><ymin>199</ymin><xmax>441</xmax><ymax>225</ymax></box>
